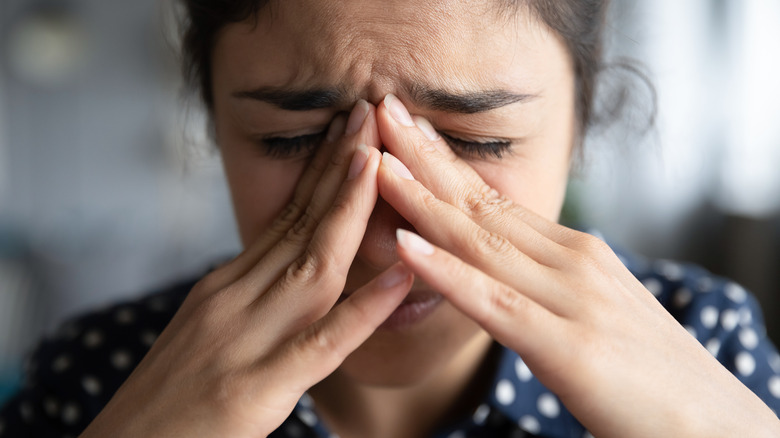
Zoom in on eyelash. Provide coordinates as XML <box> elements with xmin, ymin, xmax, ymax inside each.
<box><xmin>260</xmin><ymin>130</ymin><xmax>513</xmax><ymax>159</ymax></box>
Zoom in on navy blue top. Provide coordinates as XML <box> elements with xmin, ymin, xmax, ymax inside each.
<box><xmin>1</xmin><ymin>245</ymin><xmax>779</xmax><ymax>437</ymax></box>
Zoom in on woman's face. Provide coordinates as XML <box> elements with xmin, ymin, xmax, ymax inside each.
<box><xmin>211</xmin><ymin>0</ymin><xmax>575</xmax><ymax>385</ymax></box>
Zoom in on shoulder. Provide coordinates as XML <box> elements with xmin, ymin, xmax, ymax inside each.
<box><xmin>0</xmin><ymin>277</ymin><xmax>196</xmax><ymax>437</ymax></box>
<box><xmin>617</xmin><ymin>247</ymin><xmax>780</xmax><ymax>413</ymax></box>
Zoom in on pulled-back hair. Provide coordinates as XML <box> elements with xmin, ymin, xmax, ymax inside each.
<box><xmin>179</xmin><ymin>0</ymin><xmax>609</xmax><ymax>137</ymax></box>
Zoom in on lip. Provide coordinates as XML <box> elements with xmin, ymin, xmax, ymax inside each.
<box><xmin>378</xmin><ymin>290</ymin><xmax>444</xmax><ymax>331</ymax></box>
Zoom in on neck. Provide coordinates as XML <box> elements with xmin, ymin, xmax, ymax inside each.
<box><xmin>309</xmin><ymin>332</ymin><xmax>496</xmax><ymax>438</ymax></box>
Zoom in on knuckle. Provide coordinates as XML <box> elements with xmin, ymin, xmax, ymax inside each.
<box><xmin>286</xmin><ymin>251</ymin><xmax>320</xmax><ymax>285</ymax></box>
<box><xmin>287</xmin><ymin>207</ymin><xmax>320</xmax><ymax>243</ymax></box>
<box><xmin>285</xmin><ymin>250</ymin><xmax>337</xmax><ymax>288</ymax></box>
<box><xmin>567</xmin><ymin>231</ymin><xmax>608</xmax><ymax>254</ymax></box>
<box><xmin>485</xmin><ymin>283</ymin><xmax>524</xmax><ymax>317</ymax></box>
<box><xmin>462</xmin><ymin>186</ymin><xmax>512</xmax><ymax>219</ymax></box>
<box><xmin>300</xmin><ymin>325</ymin><xmax>344</xmax><ymax>366</ymax></box>
<box><xmin>274</xmin><ymin>199</ymin><xmax>306</xmax><ymax>231</ymax></box>
<box><xmin>328</xmin><ymin>147</ymin><xmax>350</xmax><ymax>168</ymax></box>
<box><xmin>467</xmin><ymin>228</ymin><xmax>514</xmax><ymax>260</ymax></box>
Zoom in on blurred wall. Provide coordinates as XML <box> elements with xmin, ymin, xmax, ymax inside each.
<box><xmin>0</xmin><ymin>0</ymin><xmax>241</xmax><ymax>401</ymax></box>
<box><xmin>1</xmin><ymin>0</ymin><xmax>778</xmax><ymax>403</ymax></box>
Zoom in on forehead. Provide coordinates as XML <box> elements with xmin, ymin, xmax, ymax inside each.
<box><xmin>212</xmin><ymin>0</ymin><xmax>568</xmax><ymax>103</ymax></box>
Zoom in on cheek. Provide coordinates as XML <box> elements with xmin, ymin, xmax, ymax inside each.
<box><xmin>221</xmin><ymin>151</ymin><xmax>305</xmax><ymax>248</ymax></box>
<box><xmin>471</xmin><ymin>158</ymin><xmax>569</xmax><ymax>222</ymax></box>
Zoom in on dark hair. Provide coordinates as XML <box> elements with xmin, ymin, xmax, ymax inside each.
<box><xmin>179</xmin><ymin>0</ymin><xmax>609</xmax><ymax>137</ymax></box>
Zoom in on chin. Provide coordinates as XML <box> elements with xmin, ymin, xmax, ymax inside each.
<box><xmin>334</xmin><ymin>303</ymin><xmax>487</xmax><ymax>387</ymax></box>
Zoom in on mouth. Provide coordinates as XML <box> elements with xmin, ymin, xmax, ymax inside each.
<box><xmin>338</xmin><ymin>289</ymin><xmax>444</xmax><ymax>331</ymax></box>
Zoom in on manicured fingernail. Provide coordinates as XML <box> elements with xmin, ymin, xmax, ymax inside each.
<box><xmin>378</xmin><ymin>263</ymin><xmax>410</xmax><ymax>289</ymax></box>
<box><xmin>345</xmin><ymin>99</ymin><xmax>370</xmax><ymax>135</ymax></box>
<box><xmin>384</xmin><ymin>94</ymin><xmax>415</xmax><ymax>127</ymax></box>
<box><xmin>381</xmin><ymin>152</ymin><xmax>414</xmax><ymax>180</ymax></box>
<box><xmin>347</xmin><ymin>144</ymin><xmax>370</xmax><ymax>180</ymax></box>
<box><xmin>396</xmin><ymin>229</ymin><xmax>434</xmax><ymax>255</ymax></box>
<box><xmin>326</xmin><ymin>116</ymin><xmax>347</xmax><ymax>142</ymax></box>
<box><xmin>413</xmin><ymin>115</ymin><xmax>440</xmax><ymax>141</ymax></box>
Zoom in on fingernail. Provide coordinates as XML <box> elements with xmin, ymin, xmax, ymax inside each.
<box><xmin>413</xmin><ymin>116</ymin><xmax>440</xmax><ymax>141</ymax></box>
<box><xmin>345</xmin><ymin>99</ymin><xmax>370</xmax><ymax>135</ymax></box>
<box><xmin>396</xmin><ymin>229</ymin><xmax>434</xmax><ymax>255</ymax></box>
<box><xmin>378</xmin><ymin>263</ymin><xmax>410</xmax><ymax>289</ymax></box>
<box><xmin>325</xmin><ymin>116</ymin><xmax>347</xmax><ymax>142</ymax></box>
<box><xmin>381</xmin><ymin>152</ymin><xmax>414</xmax><ymax>181</ymax></box>
<box><xmin>347</xmin><ymin>144</ymin><xmax>370</xmax><ymax>180</ymax></box>
<box><xmin>384</xmin><ymin>94</ymin><xmax>415</xmax><ymax>127</ymax></box>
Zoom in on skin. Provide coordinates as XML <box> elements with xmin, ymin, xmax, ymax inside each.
<box><xmin>80</xmin><ymin>1</ymin><xmax>780</xmax><ymax>437</ymax></box>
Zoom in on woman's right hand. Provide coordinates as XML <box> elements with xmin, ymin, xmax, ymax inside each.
<box><xmin>80</xmin><ymin>101</ymin><xmax>413</xmax><ymax>438</ymax></box>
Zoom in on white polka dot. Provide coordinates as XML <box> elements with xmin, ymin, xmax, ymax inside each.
<box><xmin>768</xmin><ymin>376</ymin><xmax>780</xmax><ymax>398</ymax></box>
<box><xmin>672</xmin><ymin>287</ymin><xmax>692</xmax><ymax>308</ymax></box>
<box><xmin>720</xmin><ymin>309</ymin><xmax>739</xmax><ymax>332</ymax></box>
<box><xmin>82</xmin><ymin>330</ymin><xmax>104</xmax><ymax>349</ymax></box>
<box><xmin>658</xmin><ymin>261</ymin><xmax>684</xmax><ymax>281</ymax></box>
<box><xmin>296</xmin><ymin>409</ymin><xmax>317</xmax><ymax>427</ymax></box>
<box><xmin>19</xmin><ymin>402</ymin><xmax>33</xmax><ymax>422</ymax></box>
<box><xmin>705</xmin><ymin>338</ymin><xmax>721</xmax><ymax>357</ymax></box>
<box><xmin>700</xmin><ymin>306</ymin><xmax>719</xmax><ymax>329</ymax></box>
<box><xmin>140</xmin><ymin>331</ymin><xmax>158</xmax><ymax>347</ymax></box>
<box><xmin>52</xmin><ymin>355</ymin><xmax>71</xmax><ymax>373</ymax></box>
<box><xmin>115</xmin><ymin>308</ymin><xmax>135</xmax><ymax>325</ymax></box>
<box><xmin>515</xmin><ymin>357</ymin><xmax>533</xmax><ymax>382</ymax></box>
<box><xmin>111</xmin><ymin>350</ymin><xmax>133</xmax><ymax>370</ymax></box>
<box><xmin>769</xmin><ymin>353</ymin><xmax>780</xmax><ymax>374</ymax></box>
<box><xmin>739</xmin><ymin>308</ymin><xmax>753</xmax><ymax>327</ymax></box>
<box><xmin>642</xmin><ymin>278</ymin><xmax>663</xmax><ymax>297</ymax></box>
<box><xmin>495</xmin><ymin>379</ymin><xmax>516</xmax><ymax>406</ymax></box>
<box><xmin>537</xmin><ymin>393</ymin><xmax>560</xmax><ymax>418</ymax></box>
<box><xmin>447</xmin><ymin>431</ymin><xmax>466</xmax><ymax>438</ymax></box>
<box><xmin>724</xmin><ymin>283</ymin><xmax>747</xmax><ymax>303</ymax></box>
<box><xmin>43</xmin><ymin>397</ymin><xmax>60</xmax><ymax>417</ymax></box>
<box><xmin>473</xmin><ymin>403</ymin><xmax>490</xmax><ymax>424</ymax></box>
<box><xmin>61</xmin><ymin>402</ymin><xmax>80</xmax><ymax>425</ymax></box>
<box><xmin>736</xmin><ymin>352</ymin><xmax>756</xmax><ymax>376</ymax></box>
<box><xmin>739</xmin><ymin>328</ymin><xmax>759</xmax><ymax>350</ymax></box>
<box><xmin>582</xmin><ymin>432</ymin><xmax>596</xmax><ymax>438</ymax></box>
<box><xmin>518</xmin><ymin>415</ymin><xmax>541</xmax><ymax>434</ymax></box>
<box><xmin>684</xmin><ymin>325</ymin><xmax>697</xmax><ymax>339</ymax></box>
<box><xmin>81</xmin><ymin>376</ymin><xmax>102</xmax><ymax>396</ymax></box>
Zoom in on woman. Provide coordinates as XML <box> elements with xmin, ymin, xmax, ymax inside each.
<box><xmin>1</xmin><ymin>0</ymin><xmax>779</xmax><ymax>437</ymax></box>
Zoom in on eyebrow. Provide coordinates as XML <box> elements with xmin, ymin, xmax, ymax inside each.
<box><xmin>231</xmin><ymin>84</ymin><xmax>536</xmax><ymax>114</ymax></box>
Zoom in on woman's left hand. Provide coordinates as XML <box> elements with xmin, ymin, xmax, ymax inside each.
<box><xmin>374</xmin><ymin>95</ymin><xmax>780</xmax><ymax>438</ymax></box>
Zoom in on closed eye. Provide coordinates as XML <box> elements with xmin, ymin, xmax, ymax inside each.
<box><xmin>260</xmin><ymin>131</ymin><xmax>326</xmax><ymax>159</ymax></box>
<box><xmin>439</xmin><ymin>132</ymin><xmax>513</xmax><ymax>159</ymax></box>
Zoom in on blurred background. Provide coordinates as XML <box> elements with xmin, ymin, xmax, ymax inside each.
<box><xmin>0</xmin><ymin>0</ymin><xmax>778</xmax><ymax>404</ymax></box>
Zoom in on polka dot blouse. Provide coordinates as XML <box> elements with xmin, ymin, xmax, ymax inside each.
<box><xmin>1</xmin><ymin>245</ymin><xmax>779</xmax><ymax>437</ymax></box>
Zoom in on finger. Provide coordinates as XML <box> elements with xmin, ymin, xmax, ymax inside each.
<box><xmin>258</xmin><ymin>262</ymin><xmax>413</xmax><ymax>394</ymax></box>
<box><xmin>227</xmin><ymin>101</ymin><xmax>379</xmax><ymax>304</ymax></box>
<box><xmin>377</xmin><ymin>153</ymin><xmax>577</xmax><ymax>312</ymax></box>
<box><xmin>249</xmin><ymin>146</ymin><xmax>383</xmax><ymax>335</ymax></box>
<box><xmin>185</xmin><ymin>115</ymin><xmax>347</xmax><ymax>305</ymax></box>
<box><xmin>394</xmin><ymin>229</ymin><xmax>563</xmax><ymax>356</ymax></box>
<box><xmin>377</xmin><ymin>95</ymin><xmax>568</xmax><ymax>250</ymax></box>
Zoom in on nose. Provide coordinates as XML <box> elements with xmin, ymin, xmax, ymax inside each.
<box><xmin>355</xmin><ymin>189</ymin><xmax>413</xmax><ymax>270</ymax></box>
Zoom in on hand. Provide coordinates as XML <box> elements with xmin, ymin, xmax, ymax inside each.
<box><xmin>374</xmin><ymin>95</ymin><xmax>780</xmax><ymax>438</ymax></box>
<box><xmin>80</xmin><ymin>101</ymin><xmax>413</xmax><ymax>438</ymax></box>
